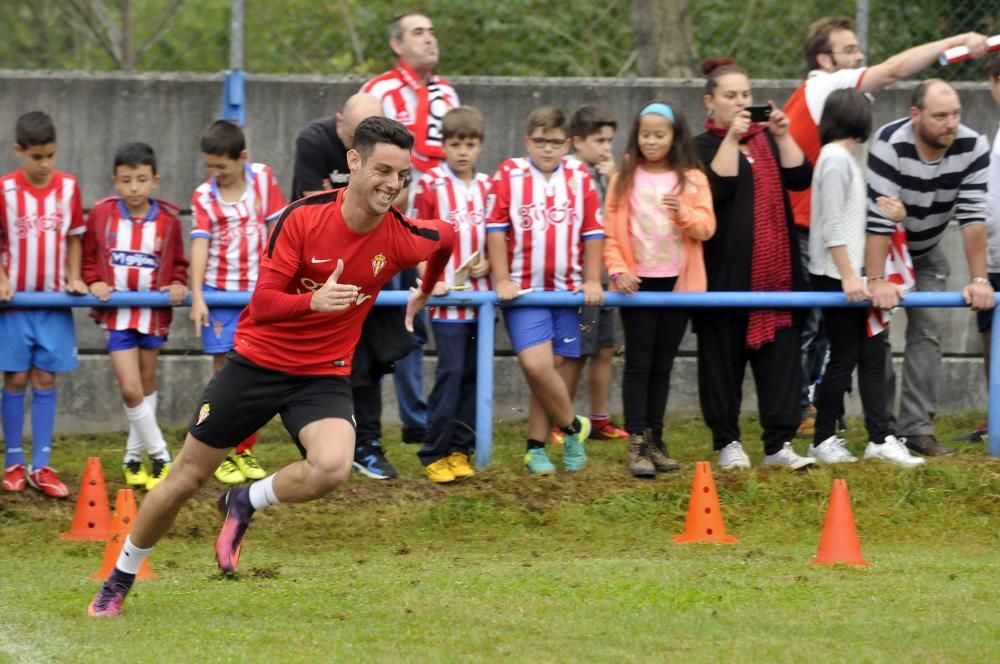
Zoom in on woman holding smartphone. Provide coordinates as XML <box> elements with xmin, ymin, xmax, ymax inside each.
<box><xmin>694</xmin><ymin>57</ymin><xmax>815</xmax><ymax>471</ymax></box>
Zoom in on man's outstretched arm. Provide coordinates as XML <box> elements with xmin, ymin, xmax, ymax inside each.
<box><xmin>861</xmin><ymin>32</ymin><xmax>988</xmax><ymax>92</ymax></box>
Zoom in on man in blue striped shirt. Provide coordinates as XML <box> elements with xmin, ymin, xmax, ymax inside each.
<box><xmin>865</xmin><ymin>79</ymin><xmax>994</xmax><ymax>456</ymax></box>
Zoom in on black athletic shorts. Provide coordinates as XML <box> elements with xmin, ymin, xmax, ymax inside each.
<box><xmin>189</xmin><ymin>352</ymin><xmax>355</xmax><ymax>455</ymax></box>
<box><xmin>579</xmin><ymin>306</ymin><xmax>618</xmax><ymax>356</ymax></box>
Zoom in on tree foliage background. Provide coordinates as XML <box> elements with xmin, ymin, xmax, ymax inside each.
<box><xmin>0</xmin><ymin>1</ymin><xmax>995</xmax><ymax>80</ymax></box>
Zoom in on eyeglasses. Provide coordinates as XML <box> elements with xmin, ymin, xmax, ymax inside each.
<box><xmin>529</xmin><ymin>137</ymin><xmax>568</xmax><ymax>149</ymax></box>
<box><xmin>827</xmin><ymin>45</ymin><xmax>862</xmax><ymax>56</ymax></box>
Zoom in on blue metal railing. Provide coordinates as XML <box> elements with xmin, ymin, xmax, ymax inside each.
<box><xmin>5</xmin><ymin>291</ymin><xmax>998</xmax><ymax>462</ymax></box>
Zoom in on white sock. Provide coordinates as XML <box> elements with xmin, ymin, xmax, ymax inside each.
<box><xmin>125</xmin><ymin>400</ymin><xmax>170</xmax><ymax>461</ymax></box>
<box><xmin>115</xmin><ymin>535</ymin><xmax>153</xmax><ymax>575</ymax></box>
<box><xmin>124</xmin><ymin>420</ymin><xmax>142</xmax><ymax>463</ymax></box>
<box><xmin>248</xmin><ymin>474</ymin><xmax>280</xmax><ymax>511</ymax></box>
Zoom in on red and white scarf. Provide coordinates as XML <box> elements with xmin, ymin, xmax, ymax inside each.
<box><xmin>866</xmin><ymin>224</ymin><xmax>915</xmax><ymax>337</ymax></box>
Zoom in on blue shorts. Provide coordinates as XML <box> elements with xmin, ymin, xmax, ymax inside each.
<box><xmin>0</xmin><ymin>309</ymin><xmax>78</xmax><ymax>373</ymax></box>
<box><xmin>504</xmin><ymin>307</ymin><xmax>582</xmax><ymax>358</ymax></box>
<box><xmin>107</xmin><ymin>329</ymin><xmax>168</xmax><ymax>352</ymax></box>
<box><xmin>201</xmin><ymin>287</ymin><xmax>244</xmax><ymax>354</ymax></box>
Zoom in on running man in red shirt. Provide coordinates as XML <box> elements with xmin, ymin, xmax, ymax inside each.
<box><xmin>89</xmin><ymin>117</ymin><xmax>455</xmax><ymax>617</ymax></box>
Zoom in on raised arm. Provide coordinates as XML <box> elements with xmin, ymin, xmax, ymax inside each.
<box><xmin>861</xmin><ymin>33</ymin><xmax>989</xmax><ymax>93</ymax></box>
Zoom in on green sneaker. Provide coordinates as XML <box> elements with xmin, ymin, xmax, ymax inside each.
<box><xmin>562</xmin><ymin>416</ymin><xmax>590</xmax><ymax>471</ymax></box>
<box><xmin>523</xmin><ymin>447</ymin><xmax>556</xmax><ymax>475</ymax></box>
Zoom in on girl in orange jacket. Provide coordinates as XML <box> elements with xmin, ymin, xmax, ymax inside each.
<box><xmin>602</xmin><ymin>101</ymin><xmax>716</xmax><ymax>477</ymax></box>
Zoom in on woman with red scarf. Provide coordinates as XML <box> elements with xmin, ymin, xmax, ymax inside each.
<box><xmin>694</xmin><ymin>58</ymin><xmax>816</xmax><ymax>471</ymax></box>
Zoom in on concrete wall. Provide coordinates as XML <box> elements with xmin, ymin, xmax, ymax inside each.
<box><xmin>0</xmin><ymin>71</ymin><xmax>994</xmax><ymax>433</ymax></box>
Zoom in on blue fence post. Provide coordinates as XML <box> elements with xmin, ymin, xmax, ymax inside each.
<box><xmin>475</xmin><ymin>299</ymin><xmax>496</xmax><ymax>468</ymax></box>
<box><xmin>990</xmin><ymin>306</ymin><xmax>1000</xmax><ymax>457</ymax></box>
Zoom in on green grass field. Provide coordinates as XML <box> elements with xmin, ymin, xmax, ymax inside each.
<box><xmin>2</xmin><ymin>413</ymin><xmax>998</xmax><ymax>663</ymax></box>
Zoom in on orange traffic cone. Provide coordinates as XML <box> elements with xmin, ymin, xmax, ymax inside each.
<box><xmin>91</xmin><ymin>489</ymin><xmax>158</xmax><ymax>580</ymax></box>
<box><xmin>673</xmin><ymin>461</ymin><xmax>738</xmax><ymax>543</ymax></box>
<box><xmin>61</xmin><ymin>456</ymin><xmax>112</xmax><ymax>541</ymax></box>
<box><xmin>811</xmin><ymin>478</ymin><xmax>870</xmax><ymax>567</ymax></box>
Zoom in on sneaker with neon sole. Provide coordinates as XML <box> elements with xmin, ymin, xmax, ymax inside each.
<box><xmin>88</xmin><ymin>569</ymin><xmax>135</xmax><ymax>617</ymax></box>
<box><xmin>214</xmin><ymin>456</ymin><xmax>245</xmax><ymax>485</ymax></box>
<box><xmin>122</xmin><ymin>459</ymin><xmax>149</xmax><ymax>488</ymax></box>
<box><xmin>2</xmin><ymin>463</ymin><xmax>27</xmax><ymax>492</ymax></box>
<box><xmin>234</xmin><ymin>450</ymin><xmax>267</xmax><ymax>480</ymax></box>
<box><xmin>146</xmin><ymin>457</ymin><xmax>171</xmax><ymax>491</ymax></box>
<box><xmin>27</xmin><ymin>466</ymin><xmax>70</xmax><ymax>498</ymax></box>
<box><xmin>562</xmin><ymin>416</ymin><xmax>590</xmax><ymax>471</ymax></box>
<box><xmin>588</xmin><ymin>418</ymin><xmax>629</xmax><ymax>441</ymax></box>
<box><xmin>215</xmin><ymin>486</ymin><xmax>254</xmax><ymax>573</ymax></box>
<box><xmin>524</xmin><ymin>447</ymin><xmax>557</xmax><ymax>475</ymax></box>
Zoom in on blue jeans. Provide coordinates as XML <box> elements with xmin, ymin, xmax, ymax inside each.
<box><xmin>420</xmin><ymin>322</ymin><xmax>477</xmax><ymax>464</ymax></box>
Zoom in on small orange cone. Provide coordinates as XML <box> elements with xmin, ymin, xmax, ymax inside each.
<box><xmin>673</xmin><ymin>461</ymin><xmax>738</xmax><ymax>544</ymax></box>
<box><xmin>61</xmin><ymin>457</ymin><xmax>112</xmax><ymax>541</ymax></box>
<box><xmin>811</xmin><ymin>478</ymin><xmax>870</xmax><ymax>567</ymax></box>
<box><xmin>91</xmin><ymin>489</ymin><xmax>158</xmax><ymax>580</ymax></box>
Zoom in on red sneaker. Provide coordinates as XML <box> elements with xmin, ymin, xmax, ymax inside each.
<box><xmin>2</xmin><ymin>464</ymin><xmax>27</xmax><ymax>492</ymax></box>
<box><xmin>27</xmin><ymin>466</ymin><xmax>70</xmax><ymax>498</ymax></box>
<box><xmin>589</xmin><ymin>419</ymin><xmax>629</xmax><ymax>441</ymax></box>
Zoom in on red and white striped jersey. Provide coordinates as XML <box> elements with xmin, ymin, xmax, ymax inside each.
<box><xmin>412</xmin><ymin>166</ymin><xmax>491</xmax><ymax>321</ymax></box>
<box><xmin>0</xmin><ymin>170</ymin><xmax>84</xmax><ymax>292</ymax></box>
<box><xmin>486</xmin><ymin>157</ymin><xmax>604</xmax><ymax>291</ymax></box>
<box><xmin>361</xmin><ymin>62</ymin><xmax>460</xmax><ymax>173</ymax></box>
<box><xmin>104</xmin><ymin>200</ymin><xmax>167</xmax><ymax>333</ymax></box>
<box><xmin>191</xmin><ymin>163</ymin><xmax>286</xmax><ymax>291</ymax></box>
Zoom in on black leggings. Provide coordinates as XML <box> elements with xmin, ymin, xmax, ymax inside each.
<box><xmin>619</xmin><ymin>277</ymin><xmax>688</xmax><ymax>443</ymax></box>
<box><xmin>811</xmin><ymin>274</ymin><xmax>891</xmax><ymax>444</ymax></box>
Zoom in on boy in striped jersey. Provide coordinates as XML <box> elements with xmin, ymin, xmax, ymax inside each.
<box><xmin>83</xmin><ymin>143</ymin><xmax>189</xmax><ymax>489</ymax></box>
<box><xmin>189</xmin><ymin>120</ymin><xmax>287</xmax><ymax>484</ymax></box>
<box><xmin>0</xmin><ymin>111</ymin><xmax>86</xmax><ymax>498</ymax></box>
<box><xmin>411</xmin><ymin>106</ymin><xmax>491</xmax><ymax>483</ymax></box>
<box><xmin>486</xmin><ymin>106</ymin><xmax>605</xmax><ymax>475</ymax></box>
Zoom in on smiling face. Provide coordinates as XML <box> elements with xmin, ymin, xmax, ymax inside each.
<box><xmin>637</xmin><ymin>114</ymin><xmax>674</xmax><ymax>166</ymax></box>
<box><xmin>704</xmin><ymin>72</ymin><xmax>752</xmax><ymax>128</ymax></box>
<box><xmin>113</xmin><ymin>163</ymin><xmax>159</xmax><ymax>215</ymax></box>
<box><xmin>347</xmin><ymin>142</ymin><xmax>411</xmax><ymax>216</ymax></box>
<box><xmin>202</xmin><ymin>151</ymin><xmax>246</xmax><ymax>189</ymax></box>
<box><xmin>14</xmin><ymin>142</ymin><xmax>56</xmax><ymax>188</ymax></box>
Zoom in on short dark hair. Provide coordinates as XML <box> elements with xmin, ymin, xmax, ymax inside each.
<box><xmin>113</xmin><ymin>142</ymin><xmax>158</xmax><ymax>175</ymax></box>
<box><xmin>15</xmin><ymin>111</ymin><xmax>56</xmax><ymax>148</ymax></box>
<box><xmin>818</xmin><ymin>89</ymin><xmax>872</xmax><ymax>144</ymax></box>
<box><xmin>443</xmin><ymin>106</ymin><xmax>485</xmax><ymax>141</ymax></box>
<box><xmin>389</xmin><ymin>12</ymin><xmax>427</xmax><ymax>41</ymax></box>
<box><xmin>804</xmin><ymin>17</ymin><xmax>855</xmax><ymax>71</ymax></box>
<box><xmin>200</xmin><ymin>119</ymin><xmax>245</xmax><ymax>159</ymax></box>
<box><xmin>352</xmin><ymin>116</ymin><xmax>414</xmax><ymax>158</ymax></box>
<box><xmin>526</xmin><ymin>106</ymin><xmax>566</xmax><ymax>136</ymax></box>
<box><xmin>568</xmin><ymin>105</ymin><xmax>617</xmax><ymax>139</ymax></box>
<box><xmin>910</xmin><ymin>78</ymin><xmax>954</xmax><ymax>110</ymax></box>
<box><xmin>988</xmin><ymin>55</ymin><xmax>1000</xmax><ymax>80</ymax></box>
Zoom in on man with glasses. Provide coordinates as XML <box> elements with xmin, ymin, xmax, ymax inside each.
<box><xmin>784</xmin><ymin>17</ymin><xmax>989</xmax><ymax>439</ymax></box>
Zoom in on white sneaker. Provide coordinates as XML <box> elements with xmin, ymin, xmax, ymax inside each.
<box><xmin>808</xmin><ymin>435</ymin><xmax>858</xmax><ymax>464</ymax></box>
<box><xmin>763</xmin><ymin>442</ymin><xmax>816</xmax><ymax>470</ymax></box>
<box><xmin>718</xmin><ymin>441</ymin><xmax>751</xmax><ymax>469</ymax></box>
<box><xmin>864</xmin><ymin>435</ymin><xmax>926</xmax><ymax>467</ymax></box>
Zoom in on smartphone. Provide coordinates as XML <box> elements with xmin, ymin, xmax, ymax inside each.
<box><xmin>746</xmin><ymin>104</ymin><xmax>771</xmax><ymax>122</ymax></box>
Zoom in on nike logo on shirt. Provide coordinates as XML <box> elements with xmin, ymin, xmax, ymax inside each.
<box><xmin>311</xmin><ymin>256</ymin><xmax>334</xmax><ymax>264</ymax></box>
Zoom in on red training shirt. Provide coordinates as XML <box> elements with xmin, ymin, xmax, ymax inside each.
<box><xmin>233</xmin><ymin>188</ymin><xmax>453</xmax><ymax>376</ymax></box>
